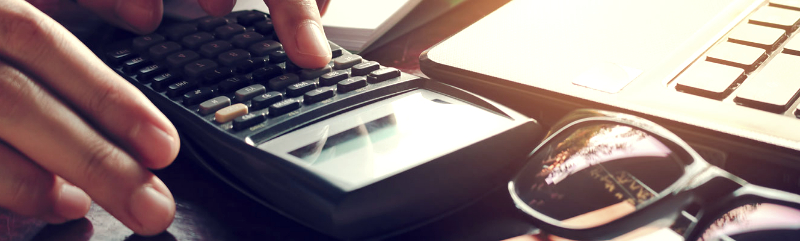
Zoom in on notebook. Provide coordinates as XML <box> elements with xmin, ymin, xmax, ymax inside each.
<box><xmin>420</xmin><ymin>0</ymin><xmax>800</xmax><ymax>193</ymax></box>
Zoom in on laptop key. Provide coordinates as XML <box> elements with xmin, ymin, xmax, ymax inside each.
<box><xmin>676</xmin><ymin>61</ymin><xmax>743</xmax><ymax>100</ymax></box>
<box><xmin>748</xmin><ymin>6</ymin><xmax>800</xmax><ymax>31</ymax></box>
<box><xmin>782</xmin><ymin>36</ymin><xmax>800</xmax><ymax>56</ymax></box>
<box><xmin>705</xmin><ymin>42</ymin><xmax>766</xmax><ymax>71</ymax></box>
<box><xmin>734</xmin><ymin>54</ymin><xmax>800</xmax><ymax>113</ymax></box>
<box><xmin>727</xmin><ymin>24</ymin><xmax>786</xmax><ymax>50</ymax></box>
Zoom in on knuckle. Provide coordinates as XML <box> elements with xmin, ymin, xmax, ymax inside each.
<box><xmin>80</xmin><ymin>141</ymin><xmax>125</xmax><ymax>186</ymax></box>
<box><xmin>0</xmin><ymin>64</ymin><xmax>42</xmax><ymax>125</ymax></box>
<box><xmin>85</xmin><ymin>82</ymin><xmax>125</xmax><ymax>118</ymax></box>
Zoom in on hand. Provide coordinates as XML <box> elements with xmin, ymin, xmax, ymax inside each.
<box><xmin>1</xmin><ymin>0</ymin><xmax>180</xmax><ymax>236</ymax></box>
<box><xmin>77</xmin><ymin>0</ymin><xmax>333</xmax><ymax>68</ymax></box>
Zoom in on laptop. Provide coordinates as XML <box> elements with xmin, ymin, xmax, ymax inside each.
<box><xmin>420</xmin><ymin>0</ymin><xmax>800</xmax><ymax>193</ymax></box>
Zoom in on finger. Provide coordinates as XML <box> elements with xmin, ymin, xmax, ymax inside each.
<box><xmin>0</xmin><ymin>142</ymin><xmax>91</xmax><ymax>223</ymax></box>
<box><xmin>0</xmin><ymin>59</ymin><xmax>175</xmax><ymax>236</ymax></box>
<box><xmin>197</xmin><ymin>0</ymin><xmax>237</xmax><ymax>17</ymax></box>
<box><xmin>316</xmin><ymin>0</ymin><xmax>330</xmax><ymax>16</ymax></box>
<box><xmin>0</xmin><ymin>1</ymin><xmax>180</xmax><ymax>169</ymax></box>
<box><xmin>265</xmin><ymin>0</ymin><xmax>332</xmax><ymax>68</ymax></box>
<box><xmin>76</xmin><ymin>0</ymin><xmax>164</xmax><ymax>34</ymax></box>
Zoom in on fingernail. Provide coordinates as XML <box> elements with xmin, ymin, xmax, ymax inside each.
<box><xmin>131</xmin><ymin>186</ymin><xmax>173</xmax><ymax>234</ymax></box>
<box><xmin>116</xmin><ymin>0</ymin><xmax>160</xmax><ymax>33</ymax></box>
<box><xmin>55</xmin><ymin>184</ymin><xmax>91</xmax><ymax>220</ymax></box>
<box><xmin>130</xmin><ymin>123</ymin><xmax>177</xmax><ymax>167</ymax></box>
<box><xmin>295</xmin><ymin>20</ymin><xmax>331</xmax><ymax>57</ymax></box>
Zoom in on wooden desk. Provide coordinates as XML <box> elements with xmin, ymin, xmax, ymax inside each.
<box><xmin>1</xmin><ymin>0</ymin><xmax>536</xmax><ymax>240</ymax></box>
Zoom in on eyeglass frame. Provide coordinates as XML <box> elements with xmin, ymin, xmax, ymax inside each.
<box><xmin>507</xmin><ymin>109</ymin><xmax>800</xmax><ymax>240</ymax></box>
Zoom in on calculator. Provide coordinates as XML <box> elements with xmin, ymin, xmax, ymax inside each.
<box><xmin>98</xmin><ymin>10</ymin><xmax>541</xmax><ymax>240</ymax></box>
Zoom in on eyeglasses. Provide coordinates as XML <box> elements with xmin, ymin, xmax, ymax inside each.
<box><xmin>508</xmin><ymin>109</ymin><xmax>800</xmax><ymax>241</ymax></box>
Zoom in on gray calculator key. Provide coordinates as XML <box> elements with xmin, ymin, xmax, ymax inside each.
<box><xmin>735</xmin><ymin>54</ymin><xmax>800</xmax><ymax>112</ymax></box>
<box><xmin>199</xmin><ymin>96</ymin><xmax>232</xmax><ymax>115</ymax></box>
<box><xmin>300</xmin><ymin>66</ymin><xmax>332</xmax><ymax>80</ymax></box>
<box><xmin>235</xmin><ymin>84</ymin><xmax>268</xmax><ymax>102</ymax></box>
<box><xmin>333</xmin><ymin>55</ymin><xmax>363</xmax><ymax>70</ymax></box>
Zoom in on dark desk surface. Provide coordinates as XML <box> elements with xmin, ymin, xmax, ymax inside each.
<box><xmin>1</xmin><ymin>0</ymin><xmax>539</xmax><ymax>240</ymax></box>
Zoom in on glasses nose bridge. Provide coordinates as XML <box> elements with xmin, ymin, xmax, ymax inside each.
<box><xmin>683</xmin><ymin>170</ymin><xmax>743</xmax><ymax>205</ymax></box>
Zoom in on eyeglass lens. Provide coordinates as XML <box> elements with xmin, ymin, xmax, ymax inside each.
<box><xmin>698</xmin><ymin>202</ymin><xmax>800</xmax><ymax>241</ymax></box>
<box><xmin>511</xmin><ymin>123</ymin><xmax>685</xmax><ymax>228</ymax></box>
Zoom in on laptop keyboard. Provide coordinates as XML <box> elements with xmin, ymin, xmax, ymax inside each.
<box><xmin>673</xmin><ymin>1</ymin><xmax>800</xmax><ymax>117</ymax></box>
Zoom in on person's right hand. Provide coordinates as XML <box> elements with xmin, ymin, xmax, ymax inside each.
<box><xmin>0</xmin><ymin>0</ymin><xmax>180</xmax><ymax>235</ymax></box>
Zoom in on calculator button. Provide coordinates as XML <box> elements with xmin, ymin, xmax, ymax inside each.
<box><xmin>137</xmin><ymin>64</ymin><xmax>168</xmax><ymax>82</ymax></box>
<box><xmin>133</xmin><ymin>34</ymin><xmax>165</xmax><ymax>52</ymax></box>
<box><xmin>200</xmin><ymin>96</ymin><xmax>232</xmax><ymax>115</ymax></box>
<box><xmin>184</xmin><ymin>59</ymin><xmax>219</xmax><ymax>78</ymax></box>
<box><xmin>269</xmin><ymin>99</ymin><xmax>301</xmax><ymax>117</ymax></box>
<box><xmin>215</xmin><ymin>24</ymin><xmax>247</xmax><ymax>39</ymax></box>
<box><xmin>167</xmin><ymin>80</ymin><xmax>198</xmax><ymax>98</ymax></box>
<box><xmin>202</xmin><ymin>67</ymin><xmax>235</xmax><ymax>85</ymax></box>
<box><xmin>748</xmin><ymin>6</ymin><xmax>800</xmax><ymax>31</ymax></box>
<box><xmin>216</xmin><ymin>103</ymin><xmax>248</xmax><ymax>123</ymax></box>
<box><xmin>232</xmin><ymin>32</ymin><xmax>267</xmax><ymax>48</ymax></box>
<box><xmin>166</xmin><ymin>50</ymin><xmax>201</xmax><ymax>68</ymax></box>
<box><xmin>252</xmin><ymin>65</ymin><xmax>284</xmax><ymax>82</ymax></box>
<box><xmin>728</xmin><ymin>24</ymin><xmax>786</xmax><ymax>50</ymax></box>
<box><xmin>235</xmin><ymin>84</ymin><xmax>268</xmax><ymax>102</ymax></box>
<box><xmin>675</xmin><ymin>61</ymin><xmax>743</xmax><ymax>100</ymax></box>
<box><xmin>236</xmin><ymin>57</ymin><xmax>267</xmax><ymax>74</ymax></box>
<box><xmin>367</xmin><ymin>68</ymin><xmax>401</xmax><ymax>83</ymax></box>
<box><xmin>198</xmin><ymin>17</ymin><xmax>229</xmax><ymax>32</ymax></box>
<box><xmin>772</xmin><ymin>0</ymin><xmax>800</xmax><ymax>11</ymax></box>
<box><xmin>181</xmin><ymin>32</ymin><xmax>215</xmax><ymax>49</ymax></box>
<box><xmin>106</xmin><ymin>48</ymin><xmax>135</xmax><ymax>65</ymax></box>
<box><xmin>199</xmin><ymin>40</ymin><xmax>234</xmax><ymax>58</ymax></box>
<box><xmin>249</xmin><ymin>40</ymin><xmax>283</xmax><ymax>57</ymax></box>
<box><xmin>287</xmin><ymin>81</ymin><xmax>318</xmax><ymax>97</ymax></box>
<box><xmin>705</xmin><ymin>42</ymin><xmax>766</xmax><ymax>71</ymax></box>
<box><xmin>268</xmin><ymin>74</ymin><xmax>300</xmax><ymax>90</ymax></box>
<box><xmin>123</xmin><ymin>57</ymin><xmax>151</xmax><ymax>74</ymax></box>
<box><xmin>183</xmin><ymin>87</ymin><xmax>215</xmax><ymax>106</ymax></box>
<box><xmin>164</xmin><ymin>23</ymin><xmax>198</xmax><ymax>41</ymax></box>
<box><xmin>351</xmin><ymin>61</ymin><xmax>380</xmax><ymax>76</ymax></box>
<box><xmin>253</xmin><ymin>20</ymin><xmax>275</xmax><ymax>35</ymax></box>
<box><xmin>149</xmin><ymin>42</ymin><xmax>183</xmax><ymax>60</ymax></box>
<box><xmin>337</xmin><ymin>76</ymin><xmax>367</xmax><ymax>93</ymax></box>
<box><xmin>251</xmin><ymin>91</ymin><xmax>284</xmax><ymax>110</ymax></box>
<box><xmin>268</xmin><ymin>50</ymin><xmax>288</xmax><ymax>63</ymax></box>
<box><xmin>151</xmin><ymin>72</ymin><xmax>181</xmax><ymax>91</ymax></box>
<box><xmin>286</xmin><ymin>61</ymin><xmax>303</xmax><ymax>73</ymax></box>
<box><xmin>218</xmin><ymin>49</ymin><xmax>252</xmax><ymax>67</ymax></box>
<box><xmin>300</xmin><ymin>66</ymin><xmax>332</xmax><ymax>80</ymax></box>
<box><xmin>304</xmin><ymin>87</ymin><xmax>335</xmax><ymax>104</ymax></box>
<box><xmin>333</xmin><ymin>55</ymin><xmax>363</xmax><ymax>70</ymax></box>
<box><xmin>237</xmin><ymin>12</ymin><xmax>268</xmax><ymax>26</ymax></box>
<box><xmin>233</xmin><ymin>112</ymin><xmax>267</xmax><ymax>131</ymax></box>
<box><xmin>735</xmin><ymin>54</ymin><xmax>800</xmax><ymax>113</ymax></box>
<box><xmin>330</xmin><ymin>44</ymin><xmax>343</xmax><ymax>58</ymax></box>
<box><xmin>219</xmin><ymin>76</ymin><xmax>251</xmax><ymax>93</ymax></box>
<box><xmin>319</xmin><ymin>70</ymin><xmax>349</xmax><ymax>86</ymax></box>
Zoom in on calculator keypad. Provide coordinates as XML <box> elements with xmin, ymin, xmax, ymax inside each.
<box><xmin>105</xmin><ymin>10</ymin><xmax>405</xmax><ymax>133</ymax></box>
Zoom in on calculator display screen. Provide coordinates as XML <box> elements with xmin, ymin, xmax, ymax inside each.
<box><xmin>258</xmin><ymin>89</ymin><xmax>513</xmax><ymax>191</ymax></box>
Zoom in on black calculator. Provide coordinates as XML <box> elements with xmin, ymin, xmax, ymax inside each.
<box><xmin>98</xmin><ymin>10</ymin><xmax>541</xmax><ymax>240</ymax></box>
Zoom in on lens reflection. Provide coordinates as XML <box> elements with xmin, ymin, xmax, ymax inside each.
<box><xmin>511</xmin><ymin>123</ymin><xmax>685</xmax><ymax>228</ymax></box>
<box><xmin>699</xmin><ymin>203</ymin><xmax>800</xmax><ymax>241</ymax></box>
